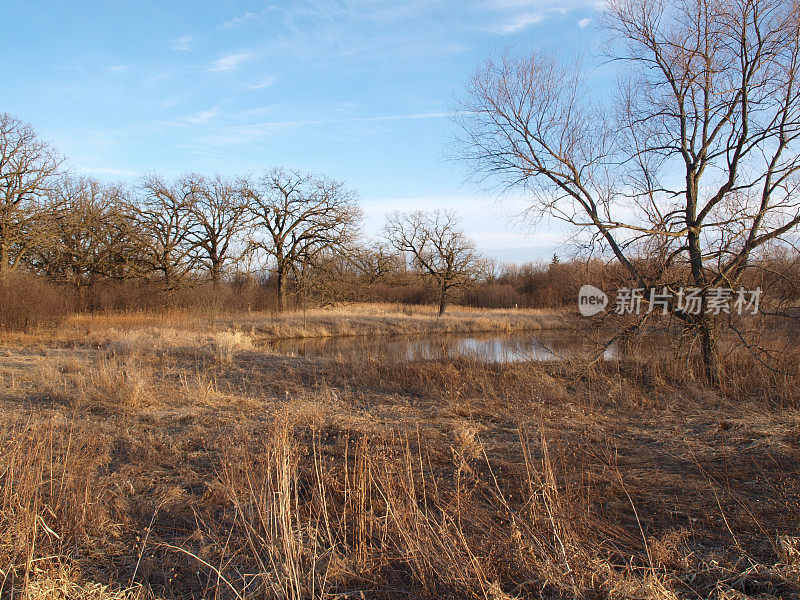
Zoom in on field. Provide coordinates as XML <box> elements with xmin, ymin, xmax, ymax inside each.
<box><xmin>1</xmin><ymin>304</ymin><xmax>798</xmax><ymax>599</ymax></box>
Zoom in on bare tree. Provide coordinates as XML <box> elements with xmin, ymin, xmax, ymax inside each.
<box><xmin>186</xmin><ymin>174</ymin><xmax>251</xmax><ymax>288</ymax></box>
<box><xmin>29</xmin><ymin>176</ymin><xmax>140</xmax><ymax>293</ymax></box>
<box><xmin>454</xmin><ymin>0</ymin><xmax>800</xmax><ymax>382</ymax></box>
<box><xmin>133</xmin><ymin>174</ymin><xmax>197</xmax><ymax>289</ymax></box>
<box><xmin>347</xmin><ymin>241</ymin><xmax>406</xmax><ymax>285</ymax></box>
<box><xmin>0</xmin><ymin>114</ymin><xmax>61</xmax><ymax>277</ymax></box>
<box><xmin>244</xmin><ymin>168</ymin><xmax>361</xmax><ymax>311</ymax></box>
<box><xmin>384</xmin><ymin>210</ymin><xmax>483</xmax><ymax>315</ymax></box>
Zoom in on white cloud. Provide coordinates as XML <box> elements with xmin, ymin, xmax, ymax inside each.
<box><xmin>193</xmin><ymin>111</ymin><xmax>454</xmax><ymax>146</ymax></box>
<box><xmin>78</xmin><ymin>166</ymin><xmax>141</xmax><ymax>178</ymax></box>
<box><xmin>485</xmin><ymin>0</ymin><xmax>601</xmax><ymax>8</ymax></box>
<box><xmin>143</xmin><ymin>72</ymin><xmax>171</xmax><ymax>85</ymax></box>
<box><xmin>208</xmin><ymin>52</ymin><xmax>255</xmax><ymax>72</ymax></box>
<box><xmin>224</xmin><ymin>111</ymin><xmax>450</xmax><ymax>129</ymax></box>
<box><xmin>351</xmin><ymin>112</ymin><xmax>452</xmax><ymax>123</ymax></box>
<box><xmin>170</xmin><ymin>35</ymin><xmax>193</xmax><ymax>51</ymax></box>
<box><xmin>489</xmin><ymin>13</ymin><xmax>544</xmax><ymax>34</ymax></box>
<box><xmin>249</xmin><ymin>76</ymin><xmax>277</xmax><ymax>89</ymax></box>
<box><xmin>220</xmin><ymin>111</ymin><xmax>450</xmax><ymax>134</ymax></box>
<box><xmin>220</xmin><ymin>9</ymin><xmax>272</xmax><ymax>29</ymax></box>
<box><xmin>483</xmin><ymin>0</ymin><xmax>603</xmax><ymax>35</ymax></box>
<box><xmin>357</xmin><ymin>193</ymin><xmax>571</xmax><ymax>260</ymax></box>
<box><xmin>185</xmin><ymin>108</ymin><xmax>220</xmax><ymax>124</ymax></box>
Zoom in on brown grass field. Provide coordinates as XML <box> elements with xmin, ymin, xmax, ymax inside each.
<box><xmin>0</xmin><ymin>303</ymin><xmax>798</xmax><ymax>599</ymax></box>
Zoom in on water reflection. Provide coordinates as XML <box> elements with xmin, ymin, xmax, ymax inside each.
<box><xmin>266</xmin><ymin>331</ymin><xmax>608</xmax><ymax>363</ymax></box>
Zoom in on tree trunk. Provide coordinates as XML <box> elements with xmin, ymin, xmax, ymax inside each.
<box><xmin>211</xmin><ymin>262</ymin><xmax>221</xmax><ymax>291</ymax></box>
<box><xmin>438</xmin><ymin>284</ymin><xmax>448</xmax><ymax>316</ymax></box>
<box><xmin>276</xmin><ymin>263</ymin><xmax>287</xmax><ymax>312</ymax></box>
<box><xmin>698</xmin><ymin>318</ymin><xmax>718</xmax><ymax>386</ymax></box>
<box><xmin>684</xmin><ymin>174</ymin><xmax>719</xmax><ymax>385</ymax></box>
<box><xmin>209</xmin><ymin>244</ymin><xmax>221</xmax><ymax>290</ymax></box>
<box><xmin>0</xmin><ymin>238</ymin><xmax>8</xmax><ymax>279</ymax></box>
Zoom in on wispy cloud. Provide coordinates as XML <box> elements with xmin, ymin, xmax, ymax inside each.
<box><xmin>249</xmin><ymin>76</ymin><xmax>277</xmax><ymax>89</ymax></box>
<box><xmin>489</xmin><ymin>12</ymin><xmax>543</xmax><ymax>34</ymax></box>
<box><xmin>483</xmin><ymin>0</ymin><xmax>603</xmax><ymax>35</ymax></box>
<box><xmin>170</xmin><ymin>35</ymin><xmax>193</xmax><ymax>51</ymax></box>
<box><xmin>349</xmin><ymin>112</ymin><xmax>453</xmax><ymax>124</ymax></box>
<box><xmin>220</xmin><ymin>9</ymin><xmax>272</xmax><ymax>29</ymax></box>
<box><xmin>225</xmin><ymin>119</ymin><xmax>322</xmax><ymax>132</ymax></box>
<box><xmin>208</xmin><ymin>52</ymin><xmax>255</xmax><ymax>72</ymax></box>
<box><xmin>198</xmin><ymin>111</ymin><xmax>454</xmax><ymax>145</ymax></box>
<box><xmin>143</xmin><ymin>71</ymin><xmax>171</xmax><ymax>85</ymax></box>
<box><xmin>80</xmin><ymin>166</ymin><xmax>142</xmax><ymax>178</ymax></box>
<box><xmin>224</xmin><ymin>111</ymin><xmax>451</xmax><ymax>131</ymax></box>
<box><xmin>185</xmin><ymin>107</ymin><xmax>220</xmax><ymax>124</ymax></box>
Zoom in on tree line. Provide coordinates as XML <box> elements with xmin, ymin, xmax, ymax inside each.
<box><xmin>0</xmin><ymin>113</ymin><xmax>490</xmax><ymax>318</ymax></box>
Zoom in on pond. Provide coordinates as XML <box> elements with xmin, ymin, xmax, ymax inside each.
<box><xmin>266</xmin><ymin>330</ymin><xmax>618</xmax><ymax>363</ymax></box>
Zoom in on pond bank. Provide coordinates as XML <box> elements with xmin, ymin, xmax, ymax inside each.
<box><xmin>41</xmin><ymin>303</ymin><xmax>572</xmax><ymax>347</ymax></box>
<box><xmin>265</xmin><ymin>328</ymin><xmax>612</xmax><ymax>362</ymax></box>
<box><xmin>226</xmin><ymin>304</ymin><xmax>570</xmax><ymax>340</ymax></box>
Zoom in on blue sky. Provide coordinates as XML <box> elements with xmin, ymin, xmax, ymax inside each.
<box><xmin>1</xmin><ymin>0</ymin><xmax>605</xmax><ymax>263</ymax></box>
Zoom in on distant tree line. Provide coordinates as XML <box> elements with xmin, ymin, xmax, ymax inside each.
<box><xmin>0</xmin><ymin>112</ymin><xmax>502</xmax><ymax>324</ymax></box>
<box><xmin>2</xmin><ymin>105</ymin><xmax>799</xmax><ymax>332</ymax></box>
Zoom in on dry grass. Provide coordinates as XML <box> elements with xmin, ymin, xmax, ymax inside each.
<box><xmin>30</xmin><ymin>303</ymin><xmax>562</xmax><ymax>343</ymax></box>
<box><xmin>235</xmin><ymin>303</ymin><xmax>558</xmax><ymax>340</ymax></box>
<box><xmin>0</xmin><ymin>308</ymin><xmax>798</xmax><ymax>598</ymax></box>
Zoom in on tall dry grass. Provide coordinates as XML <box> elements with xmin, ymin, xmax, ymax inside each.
<box><xmin>0</xmin><ymin>414</ymin><xmax>614</xmax><ymax>599</ymax></box>
<box><xmin>2</xmin><ymin>308</ymin><xmax>799</xmax><ymax>598</ymax></box>
<box><xmin>232</xmin><ymin>303</ymin><xmax>556</xmax><ymax>341</ymax></box>
<box><xmin>168</xmin><ymin>415</ymin><xmax>674</xmax><ymax>600</ymax></box>
<box><xmin>0</xmin><ymin>274</ymin><xmax>74</xmax><ymax>332</ymax></box>
<box><xmin>3</xmin><ymin>304</ymin><xmax>560</xmax><ymax>360</ymax></box>
<box><xmin>0</xmin><ymin>419</ymin><xmax>145</xmax><ymax>599</ymax></box>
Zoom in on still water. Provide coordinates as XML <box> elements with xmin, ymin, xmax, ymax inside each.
<box><xmin>266</xmin><ymin>331</ymin><xmax>617</xmax><ymax>363</ymax></box>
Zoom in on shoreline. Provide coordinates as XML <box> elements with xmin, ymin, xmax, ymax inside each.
<box><xmin>2</xmin><ymin>303</ymin><xmax>573</xmax><ymax>347</ymax></box>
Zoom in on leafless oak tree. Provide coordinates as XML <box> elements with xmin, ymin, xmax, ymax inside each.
<box><xmin>30</xmin><ymin>176</ymin><xmax>140</xmax><ymax>292</ymax></box>
<box><xmin>347</xmin><ymin>241</ymin><xmax>406</xmax><ymax>285</ymax></box>
<box><xmin>186</xmin><ymin>174</ymin><xmax>251</xmax><ymax>287</ymax></box>
<box><xmin>244</xmin><ymin>168</ymin><xmax>361</xmax><ymax>311</ymax></box>
<box><xmin>0</xmin><ymin>114</ymin><xmax>61</xmax><ymax>277</ymax></box>
<box><xmin>384</xmin><ymin>210</ymin><xmax>483</xmax><ymax>315</ymax></box>
<box><xmin>454</xmin><ymin>0</ymin><xmax>800</xmax><ymax>382</ymax></box>
<box><xmin>134</xmin><ymin>174</ymin><xmax>197</xmax><ymax>289</ymax></box>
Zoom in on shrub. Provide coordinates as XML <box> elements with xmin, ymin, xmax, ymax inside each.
<box><xmin>0</xmin><ymin>273</ymin><xmax>75</xmax><ymax>331</ymax></box>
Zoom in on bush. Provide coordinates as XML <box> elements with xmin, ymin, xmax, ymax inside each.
<box><xmin>0</xmin><ymin>273</ymin><xmax>75</xmax><ymax>331</ymax></box>
<box><xmin>461</xmin><ymin>283</ymin><xmax>524</xmax><ymax>308</ymax></box>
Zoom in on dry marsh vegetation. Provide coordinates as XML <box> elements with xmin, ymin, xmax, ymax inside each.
<box><xmin>0</xmin><ymin>306</ymin><xmax>798</xmax><ymax>599</ymax></box>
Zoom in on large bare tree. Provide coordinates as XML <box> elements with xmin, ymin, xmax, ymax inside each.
<box><xmin>29</xmin><ymin>176</ymin><xmax>140</xmax><ymax>293</ymax></box>
<box><xmin>0</xmin><ymin>114</ymin><xmax>61</xmax><ymax>277</ymax></box>
<box><xmin>347</xmin><ymin>241</ymin><xmax>406</xmax><ymax>285</ymax></box>
<box><xmin>185</xmin><ymin>174</ymin><xmax>251</xmax><ymax>288</ymax></box>
<box><xmin>244</xmin><ymin>168</ymin><xmax>361</xmax><ymax>311</ymax></box>
<box><xmin>384</xmin><ymin>210</ymin><xmax>483</xmax><ymax>316</ymax></box>
<box><xmin>454</xmin><ymin>0</ymin><xmax>800</xmax><ymax>382</ymax></box>
<box><xmin>133</xmin><ymin>174</ymin><xmax>198</xmax><ymax>289</ymax></box>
